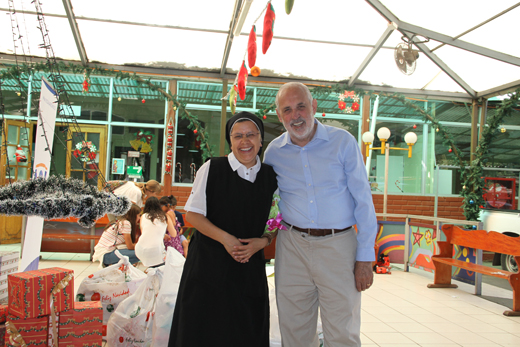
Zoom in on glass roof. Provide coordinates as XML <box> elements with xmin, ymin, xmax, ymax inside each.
<box><xmin>1</xmin><ymin>0</ymin><xmax>519</xmax><ymax>100</ymax></box>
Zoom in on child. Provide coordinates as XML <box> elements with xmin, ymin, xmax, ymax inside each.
<box><xmin>135</xmin><ymin>197</ymin><xmax>176</xmax><ymax>267</ymax></box>
<box><xmin>92</xmin><ymin>203</ymin><xmax>141</xmax><ymax>267</ymax></box>
<box><xmin>159</xmin><ymin>195</ymin><xmax>189</xmax><ymax>257</ymax></box>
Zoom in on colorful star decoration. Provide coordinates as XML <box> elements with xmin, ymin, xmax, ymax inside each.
<box><xmin>337</xmin><ymin>90</ymin><xmax>360</xmax><ymax>114</ymax></box>
<box><xmin>412</xmin><ymin>230</ymin><xmax>423</xmax><ymax>246</ymax></box>
<box><xmin>424</xmin><ymin>229</ymin><xmax>432</xmax><ymax>245</ymax></box>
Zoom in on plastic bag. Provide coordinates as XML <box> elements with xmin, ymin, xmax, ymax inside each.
<box><xmin>151</xmin><ymin>248</ymin><xmax>185</xmax><ymax>346</ymax></box>
<box><xmin>106</xmin><ymin>266</ymin><xmax>164</xmax><ymax>346</ymax></box>
<box><xmin>76</xmin><ymin>250</ymin><xmax>147</xmax><ymax>337</ymax></box>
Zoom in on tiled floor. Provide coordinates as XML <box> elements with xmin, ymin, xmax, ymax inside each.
<box><xmin>2</xmin><ymin>243</ymin><xmax>520</xmax><ymax>346</ymax></box>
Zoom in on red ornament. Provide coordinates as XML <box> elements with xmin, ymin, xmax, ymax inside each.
<box><xmin>166</xmin><ymin>149</ymin><xmax>173</xmax><ymax>160</ymax></box>
<box><xmin>88</xmin><ymin>274</ymin><xmax>94</xmax><ymax>278</ymax></box>
<box><xmin>193</xmin><ymin>129</ymin><xmax>198</xmax><ymax>134</ymax></box>
<box><xmin>119</xmin><ymin>336</ymin><xmax>124</xmax><ymax>343</ymax></box>
<box><xmin>165</xmin><ymin>162</ymin><xmax>172</xmax><ymax>174</ymax></box>
<box><xmin>142</xmin><ymin>99</ymin><xmax>146</xmax><ymax>103</ymax></box>
<box><xmin>448</xmin><ymin>148</ymin><xmax>452</xmax><ymax>153</ymax></box>
<box><xmin>91</xmin><ymin>292</ymin><xmax>100</xmax><ymax>301</ymax></box>
<box><xmin>167</xmin><ymin>122</ymin><xmax>174</xmax><ymax>135</ymax></box>
<box><xmin>82</xmin><ymin>79</ymin><xmax>90</xmax><ymax>93</ymax></box>
<box><xmin>262</xmin><ymin>3</ymin><xmax>276</xmax><ymax>54</ymax></box>
<box><xmin>322</xmin><ymin>113</ymin><xmax>326</xmax><ymax>117</ymax></box>
<box><xmin>263</xmin><ymin>115</ymin><xmax>266</xmax><ymax>120</ymax></box>
<box><xmin>338</xmin><ymin>101</ymin><xmax>346</xmax><ymax>110</ymax></box>
<box><xmin>413</xmin><ymin>124</ymin><xmax>417</xmax><ymax>129</ymax></box>
<box><xmin>248</xmin><ymin>25</ymin><xmax>257</xmax><ymax>68</ymax></box>
<box><xmin>351</xmin><ymin>102</ymin><xmax>360</xmax><ymax>112</ymax></box>
<box><xmin>237</xmin><ymin>60</ymin><xmax>248</xmax><ymax>100</ymax></box>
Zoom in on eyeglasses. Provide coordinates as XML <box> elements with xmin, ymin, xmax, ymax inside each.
<box><xmin>231</xmin><ymin>132</ymin><xmax>259</xmax><ymax>140</ymax></box>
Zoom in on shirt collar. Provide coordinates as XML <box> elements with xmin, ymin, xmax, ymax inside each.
<box><xmin>280</xmin><ymin>119</ymin><xmax>329</xmax><ymax>147</ymax></box>
<box><xmin>227</xmin><ymin>152</ymin><xmax>261</xmax><ymax>171</ymax></box>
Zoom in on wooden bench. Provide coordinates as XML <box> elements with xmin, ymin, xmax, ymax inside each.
<box><xmin>428</xmin><ymin>224</ymin><xmax>520</xmax><ymax>316</ymax></box>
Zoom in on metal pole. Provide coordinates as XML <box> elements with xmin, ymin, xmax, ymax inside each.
<box><xmin>404</xmin><ymin>216</ymin><xmax>410</xmax><ymax>272</ymax></box>
<box><xmin>365</xmin><ymin>95</ymin><xmax>379</xmax><ymax>176</ymax></box>
<box><xmin>383</xmin><ymin>142</ymin><xmax>389</xmax><ymax>218</ymax></box>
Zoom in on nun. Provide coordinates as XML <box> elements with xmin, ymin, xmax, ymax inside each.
<box><xmin>168</xmin><ymin>111</ymin><xmax>278</xmax><ymax>347</ymax></box>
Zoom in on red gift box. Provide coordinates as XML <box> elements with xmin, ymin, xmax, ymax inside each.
<box><xmin>58</xmin><ymin>301</ymin><xmax>102</xmax><ymax>346</ymax></box>
<box><xmin>4</xmin><ymin>315</ymin><xmax>47</xmax><ymax>347</ymax></box>
<box><xmin>8</xmin><ymin>267</ymin><xmax>74</xmax><ymax>319</ymax></box>
<box><xmin>0</xmin><ymin>304</ymin><xmax>7</xmax><ymax>323</ymax></box>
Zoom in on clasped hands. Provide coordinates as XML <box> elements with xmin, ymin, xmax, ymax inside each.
<box><xmin>223</xmin><ymin>234</ymin><xmax>268</xmax><ymax>263</ymax></box>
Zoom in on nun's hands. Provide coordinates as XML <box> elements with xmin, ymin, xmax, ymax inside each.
<box><xmin>233</xmin><ymin>237</ymin><xmax>269</xmax><ymax>263</ymax></box>
<box><xmin>222</xmin><ymin>233</ymin><xmax>245</xmax><ymax>262</ymax></box>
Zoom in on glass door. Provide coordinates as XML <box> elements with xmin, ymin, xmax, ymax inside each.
<box><xmin>66</xmin><ymin>125</ymin><xmax>107</xmax><ymax>190</ymax></box>
<box><xmin>0</xmin><ymin>120</ymin><xmax>33</xmax><ymax>244</ymax></box>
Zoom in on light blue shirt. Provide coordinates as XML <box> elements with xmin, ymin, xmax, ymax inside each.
<box><xmin>264</xmin><ymin>121</ymin><xmax>378</xmax><ymax>261</ymax></box>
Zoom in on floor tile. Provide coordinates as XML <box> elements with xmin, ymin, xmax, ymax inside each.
<box><xmin>475</xmin><ymin>332</ymin><xmax>520</xmax><ymax>345</ymax></box>
<box><xmin>361</xmin><ymin>322</ymin><xmax>397</xmax><ymax>333</ymax></box>
<box><xmin>386</xmin><ymin>322</ymin><xmax>434</xmax><ymax>333</ymax></box>
<box><xmin>363</xmin><ymin>332</ymin><xmax>416</xmax><ymax>344</ymax></box>
<box><xmin>440</xmin><ymin>332</ymin><xmax>495</xmax><ymax>345</ymax></box>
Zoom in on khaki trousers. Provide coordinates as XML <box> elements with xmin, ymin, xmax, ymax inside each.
<box><xmin>275</xmin><ymin>227</ymin><xmax>361</xmax><ymax>347</ymax></box>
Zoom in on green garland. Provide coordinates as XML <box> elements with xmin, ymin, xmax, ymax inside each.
<box><xmin>1</xmin><ymin>63</ymin><xmax>215</xmax><ymax>161</ymax></box>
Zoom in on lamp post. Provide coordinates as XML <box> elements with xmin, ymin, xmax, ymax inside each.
<box><xmin>362</xmin><ymin>127</ymin><xmax>418</xmax><ymax>217</ymax></box>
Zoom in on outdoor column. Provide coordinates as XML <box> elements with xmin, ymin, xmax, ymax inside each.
<box><xmin>164</xmin><ymin>79</ymin><xmax>177</xmax><ymax>195</ymax></box>
<box><xmin>361</xmin><ymin>94</ymin><xmax>370</xmax><ymax>164</ymax></box>
<box><xmin>479</xmin><ymin>98</ymin><xmax>488</xmax><ymax>141</ymax></box>
<box><xmin>220</xmin><ymin>79</ymin><xmax>228</xmax><ymax>156</ymax></box>
<box><xmin>470</xmin><ymin>99</ymin><xmax>479</xmax><ymax>163</ymax></box>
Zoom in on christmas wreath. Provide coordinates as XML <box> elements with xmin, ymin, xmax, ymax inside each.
<box><xmin>337</xmin><ymin>90</ymin><xmax>360</xmax><ymax>114</ymax></box>
<box><xmin>73</xmin><ymin>141</ymin><xmax>97</xmax><ymax>162</ymax></box>
<box><xmin>0</xmin><ymin>176</ymin><xmax>131</xmax><ymax>227</ymax></box>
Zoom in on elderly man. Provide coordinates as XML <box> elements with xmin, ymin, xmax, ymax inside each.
<box><xmin>264</xmin><ymin>82</ymin><xmax>377</xmax><ymax>347</ymax></box>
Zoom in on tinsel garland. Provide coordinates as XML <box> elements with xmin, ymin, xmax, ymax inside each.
<box><xmin>0</xmin><ymin>176</ymin><xmax>130</xmax><ymax>227</ymax></box>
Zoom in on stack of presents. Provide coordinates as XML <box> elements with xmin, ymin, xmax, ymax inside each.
<box><xmin>0</xmin><ymin>252</ymin><xmax>102</xmax><ymax>347</ymax></box>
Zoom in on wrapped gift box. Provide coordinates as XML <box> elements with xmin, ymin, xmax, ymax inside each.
<box><xmin>0</xmin><ymin>251</ymin><xmax>19</xmax><ymax>304</ymax></box>
<box><xmin>4</xmin><ymin>315</ymin><xmax>48</xmax><ymax>347</ymax></box>
<box><xmin>58</xmin><ymin>301</ymin><xmax>102</xmax><ymax>346</ymax></box>
<box><xmin>0</xmin><ymin>304</ymin><xmax>7</xmax><ymax>323</ymax></box>
<box><xmin>8</xmin><ymin>267</ymin><xmax>74</xmax><ymax>319</ymax></box>
<box><xmin>0</xmin><ymin>323</ymin><xmax>5</xmax><ymax>346</ymax></box>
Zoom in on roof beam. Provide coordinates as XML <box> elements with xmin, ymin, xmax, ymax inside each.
<box><xmin>366</xmin><ymin>0</ymin><xmax>476</xmax><ymax>98</ymax></box>
<box><xmin>220</xmin><ymin>0</ymin><xmax>243</xmax><ymax>77</ymax></box>
<box><xmin>61</xmin><ymin>0</ymin><xmax>88</xmax><ymax>66</ymax></box>
<box><xmin>366</xmin><ymin>0</ymin><xmax>520</xmax><ymax>67</ymax></box>
<box><xmin>477</xmin><ymin>79</ymin><xmax>520</xmax><ymax>99</ymax></box>
<box><xmin>348</xmin><ymin>22</ymin><xmax>397</xmax><ymax>87</ymax></box>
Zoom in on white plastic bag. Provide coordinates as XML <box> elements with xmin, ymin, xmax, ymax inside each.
<box><xmin>151</xmin><ymin>248</ymin><xmax>185</xmax><ymax>346</ymax></box>
<box><xmin>106</xmin><ymin>266</ymin><xmax>164</xmax><ymax>346</ymax></box>
<box><xmin>76</xmin><ymin>250</ymin><xmax>147</xmax><ymax>337</ymax></box>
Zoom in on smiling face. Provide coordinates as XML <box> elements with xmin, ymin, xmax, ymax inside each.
<box><xmin>276</xmin><ymin>84</ymin><xmax>318</xmax><ymax>147</ymax></box>
<box><xmin>229</xmin><ymin>120</ymin><xmax>262</xmax><ymax>168</ymax></box>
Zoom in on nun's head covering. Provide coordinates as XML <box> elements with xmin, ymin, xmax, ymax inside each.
<box><xmin>225</xmin><ymin>111</ymin><xmax>265</xmax><ymax>155</ymax></box>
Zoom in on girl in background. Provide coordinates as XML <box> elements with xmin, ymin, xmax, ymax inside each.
<box><xmin>92</xmin><ymin>203</ymin><xmax>141</xmax><ymax>267</ymax></box>
<box><xmin>136</xmin><ymin>197</ymin><xmax>176</xmax><ymax>267</ymax></box>
<box><xmin>160</xmin><ymin>196</ymin><xmax>188</xmax><ymax>256</ymax></box>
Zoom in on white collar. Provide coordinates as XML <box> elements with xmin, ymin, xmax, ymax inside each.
<box><xmin>228</xmin><ymin>152</ymin><xmax>261</xmax><ymax>172</ymax></box>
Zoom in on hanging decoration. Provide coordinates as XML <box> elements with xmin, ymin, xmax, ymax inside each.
<box><xmin>230</xmin><ymin>85</ymin><xmax>238</xmax><ymax>114</ymax></box>
<box><xmin>251</xmin><ymin>66</ymin><xmax>261</xmax><ymax>77</ymax></box>
<box><xmin>14</xmin><ymin>146</ymin><xmax>27</xmax><ymax>163</ymax></box>
<box><xmin>285</xmin><ymin>0</ymin><xmax>294</xmax><ymax>14</ymax></box>
<box><xmin>238</xmin><ymin>61</ymin><xmax>248</xmax><ymax>100</ymax></box>
<box><xmin>130</xmin><ymin>130</ymin><xmax>154</xmax><ymax>153</ymax></box>
<box><xmin>165</xmin><ymin>121</ymin><xmax>174</xmax><ymax>175</ymax></box>
<box><xmin>73</xmin><ymin>141</ymin><xmax>97</xmax><ymax>163</ymax></box>
<box><xmin>337</xmin><ymin>90</ymin><xmax>360</xmax><ymax>114</ymax></box>
<box><xmin>82</xmin><ymin>70</ymin><xmax>90</xmax><ymax>93</ymax></box>
<box><xmin>248</xmin><ymin>26</ymin><xmax>257</xmax><ymax>68</ymax></box>
<box><xmin>262</xmin><ymin>2</ymin><xmax>276</xmax><ymax>54</ymax></box>
<box><xmin>0</xmin><ymin>176</ymin><xmax>131</xmax><ymax>227</ymax></box>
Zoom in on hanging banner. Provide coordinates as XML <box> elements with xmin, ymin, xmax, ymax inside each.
<box><xmin>19</xmin><ymin>77</ymin><xmax>58</xmax><ymax>272</ymax></box>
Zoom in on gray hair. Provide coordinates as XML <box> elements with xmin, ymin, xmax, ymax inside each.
<box><xmin>275</xmin><ymin>82</ymin><xmax>313</xmax><ymax>110</ymax></box>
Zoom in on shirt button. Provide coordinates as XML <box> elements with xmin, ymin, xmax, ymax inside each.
<box><xmin>311</xmin><ymin>220</ymin><xmax>314</xmax><ymax>223</ymax></box>
<box><xmin>310</xmin><ymin>200</ymin><xmax>313</xmax><ymax>203</ymax></box>
<box><xmin>305</xmin><ymin>165</ymin><xmax>308</xmax><ymax>167</ymax></box>
<box><xmin>246</xmin><ymin>172</ymin><xmax>249</xmax><ymax>175</ymax></box>
<box><xmin>308</xmin><ymin>183</ymin><xmax>311</xmax><ymax>186</ymax></box>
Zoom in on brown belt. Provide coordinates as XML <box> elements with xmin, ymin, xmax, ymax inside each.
<box><xmin>287</xmin><ymin>224</ymin><xmax>352</xmax><ymax>237</ymax></box>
